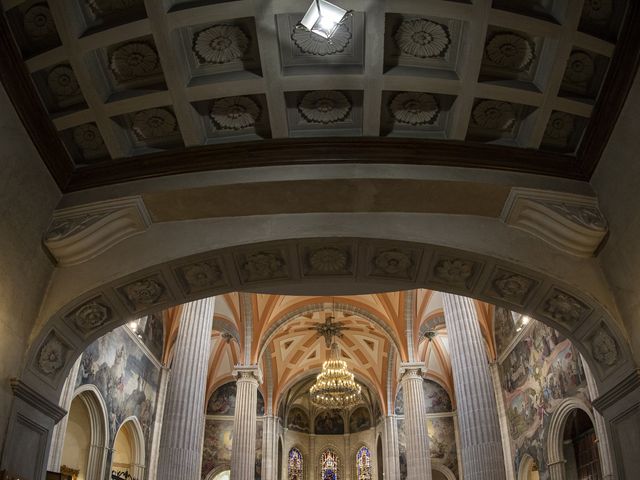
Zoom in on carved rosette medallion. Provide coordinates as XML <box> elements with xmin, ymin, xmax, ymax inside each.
<box><xmin>179</xmin><ymin>261</ymin><xmax>224</xmax><ymax>293</ymax></box>
<box><xmin>193</xmin><ymin>25</ymin><xmax>249</xmax><ymax>64</ymax></box>
<box><xmin>544</xmin><ymin>112</ymin><xmax>575</xmax><ymax>140</ymax></box>
<box><xmin>433</xmin><ymin>258</ymin><xmax>474</xmax><ymax>287</ymax></box>
<box><xmin>132</xmin><ymin>108</ymin><xmax>177</xmax><ymax>140</ymax></box>
<box><xmin>394</xmin><ymin>19</ymin><xmax>450</xmax><ymax>58</ymax></box>
<box><xmin>581</xmin><ymin>0</ymin><xmax>613</xmax><ymax>22</ymax></box>
<box><xmin>298</xmin><ymin>91</ymin><xmax>351</xmax><ymax>124</ymax></box>
<box><xmin>23</xmin><ymin>4</ymin><xmax>56</xmax><ymax>39</ymax></box>
<box><xmin>241</xmin><ymin>252</ymin><xmax>287</xmax><ymax>282</ymax></box>
<box><xmin>121</xmin><ymin>278</ymin><xmax>165</xmax><ymax>309</ymax></box>
<box><xmin>372</xmin><ymin>249</ymin><xmax>413</xmax><ymax>278</ymax></box>
<box><xmin>472</xmin><ymin>100</ymin><xmax>516</xmax><ymax>131</ymax></box>
<box><xmin>307</xmin><ymin>247</ymin><xmax>349</xmax><ymax>274</ymax></box>
<box><xmin>492</xmin><ymin>272</ymin><xmax>535</xmax><ymax>304</ymax></box>
<box><xmin>390</xmin><ymin>92</ymin><xmax>439</xmax><ymax>126</ymax></box>
<box><xmin>485</xmin><ymin>32</ymin><xmax>535</xmax><ymax>71</ymax></box>
<box><xmin>37</xmin><ymin>333</ymin><xmax>68</xmax><ymax>376</ymax></box>
<box><xmin>109</xmin><ymin>42</ymin><xmax>159</xmax><ymax>81</ymax></box>
<box><xmin>210</xmin><ymin>96</ymin><xmax>260</xmax><ymax>130</ymax></box>
<box><xmin>564</xmin><ymin>51</ymin><xmax>595</xmax><ymax>85</ymax></box>
<box><xmin>47</xmin><ymin>65</ymin><xmax>80</xmax><ymax>97</ymax></box>
<box><xmin>590</xmin><ymin>326</ymin><xmax>618</xmax><ymax>366</ymax></box>
<box><xmin>541</xmin><ymin>291</ymin><xmax>589</xmax><ymax>328</ymax></box>
<box><xmin>291</xmin><ymin>24</ymin><xmax>351</xmax><ymax>56</ymax></box>
<box><xmin>73</xmin><ymin>124</ymin><xmax>105</xmax><ymax>151</ymax></box>
<box><xmin>70</xmin><ymin>301</ymin><xmax>111</xmax><ymax>334</ymax></box>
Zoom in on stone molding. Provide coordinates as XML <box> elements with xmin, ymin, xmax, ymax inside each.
<box><xmin>44</xmin><ymin>196</ymin><xmax>151</xmax><ymax>266</ymax></box>
<box><xmin>501</xmin><ymin>187</ymin><xmax>608</xmax><ymax>257</ymax></box>
<box><xmin>592</xmin><ymin>369</ymin><xmax>640</xmax><ymax>413</ymax></box>
<box><xmin>233</xmin><ymin>364</ymin><xmax>263</xmax><ymax>384</ymax></box>
<box><xmin>10</xmin><ymin>378</ymin><xmax>67</xmax><ymax>422</ymax></box>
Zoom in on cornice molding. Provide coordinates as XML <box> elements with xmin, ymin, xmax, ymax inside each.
<box><xmin>592</xmin><ymin>369</ymin><xmax>640</xmax><ymax>413</ymax></box>
<box><xmin>10</xmin><ymin>378</ymin><xmax>67</xmax><ymax>423</ymax></box>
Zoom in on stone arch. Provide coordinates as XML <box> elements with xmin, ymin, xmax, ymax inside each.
<box><xmin>517</xmin><ymin>453</ymin><xmax>539</xmax><ymax>480</ymax></box>
<box><xmin>71</xmin><ymin>385</ymin><xmax>109</xmax><ymax>480</ymax></box>
<box><xmin>111</xmin><ymin>416</ymin><xmax>146</xmax><ymax>480</ymax></box>
<box><xmin>204</xmin><ymin>467</ymin><xmax>231</xmax><ymax>480</ymax></box>
<box><xmin>431</xmin><ymin>462</ymin><xmax>456</xmax><ymax>480</ymax></box>
<box><xmin>546</xmin><ymin>397</ymin><xmax>596</xmax><ymax>479</ymax></box>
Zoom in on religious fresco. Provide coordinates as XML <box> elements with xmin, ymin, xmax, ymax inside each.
<box><xmin>494</xmin><ymin>307</ymin><xmax>519</xmax><ymax>356</ymax></box>
<box><xmin>206</xmin><ymin>382</ymin><xmax>265</xmax><ymax>416</ymax></box>
<box><xmin>394</xmin><ymin>379</ymin><xmax>452</xmax><ymax>415</ymax></box>
<box><xmin>127</xmin><ymin>313</ymin><xmax>164</xmax><ymax>362</ymax></box>
<box><xmin>315</xmin><ymin>410</ymin><xmax>345</xmax><ymax>435</ymax></box>
<box><xmin>500</xmin><ymin>321</ymin><xmax>589</xmax><ymax>479</ymax></box>
<box><xmin>76</xmin><ymin>326</ymin><xmax>161</xmax><ymax>466</ymax></box>
<box><xmin>287</xmin><ymin>406</ymin><xmax>310</xmax><ymax>433</ymax></box>
<box><xmin>349</xmin><ymin>407</ymin><xmax>371</xmax><ymax>433</ymax></box>
<box><xmin>427</xmin><ymin>417</ymin><xmax>457</xmax><ymax>476</ymax></box>
<box><xmin>202</xmin><ymin>419</ymin><xmax>234</xmax><ymax>476</ymax></box>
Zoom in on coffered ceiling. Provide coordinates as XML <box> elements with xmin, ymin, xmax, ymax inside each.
<box><xmin>1</xmin><ymin>0</ymin><xmax>638</xmax><ymax>190</ymax></box>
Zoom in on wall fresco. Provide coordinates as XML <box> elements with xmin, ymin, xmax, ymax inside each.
<box><xmin>315</xmin><ymin>410</ymin><xmax>345</xmax><ymax>435</ymax></box>
<box><xmin>287</xmin><ymin>406</ymin><xmax>310</xmax><ymax>433</ymax></box>
<box><xmin>202</xmin><ymin>419</ymin><xmax>234</xmax><ymax>476</ymax></box>
<box><xmin>349</xmin><ymin>407</ymin><xmax>371</xmax><ymax>433</ymax></box>
<box><xmin>127</xmin><ymin>313</ymin><xmax>164</xmax><ymax>362</ymax></box>
<box><xmin>427</xmin><ymin>417</ymin><xmax>457</xmax><ymax>476</ymax></box>
<box><xmin>206</xmin><ymin>381</ymin><xmax>265</xmax><ymax>416</ymax></box>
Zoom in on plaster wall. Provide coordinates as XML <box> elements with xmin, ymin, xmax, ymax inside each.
<box><xmin>60</xmin><ymin>397</ymin><xmax>90</xmax><ymax>480</ymax></box>
<box><xmin>0</xmin><ymin>82</ymin><xmax>60</xmax><ymax>450</ymax></box>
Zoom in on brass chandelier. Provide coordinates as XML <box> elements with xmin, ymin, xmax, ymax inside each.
<box><xmin>308</xmin><ymin>313</ymin><xmax>361</xmax><ymax>409</ymax></box>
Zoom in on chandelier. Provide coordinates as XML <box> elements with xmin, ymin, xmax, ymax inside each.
<box><xmin>309</xmin><ymin>314</ymin><xmax>361</xmax><ymax>409</ymax></box>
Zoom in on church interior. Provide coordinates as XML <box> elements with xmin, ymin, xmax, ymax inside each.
<box><xmin>0</xmin><ymin>0</ymin><xmax>640</xmax><ymax>480</ymax></box>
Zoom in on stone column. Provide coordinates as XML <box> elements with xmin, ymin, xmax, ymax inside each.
<box><xmin>442</xmin><ymin>293</ymin><xmax>506</xmax><ymax>480</ymax></box>
<box><xmin>147</xmin><ymin>366</ymin><xmax>170</xmax><ymax>480</ymax></box>
<box><xmin>399</xmin><ymin>362</ymin><xmax>432</xmax><ymax>480</ymax></box>
<box><xmin>383</xmin><ymin>415</ymin><xmax>401</xmax><ymax>480</ymax></box>
<box><xmin>230</xmin><ymin>365</ymin><xmax>262</xmax><ymax>480</ymax></box>
<box><xmin>489</xmin><ymin>363</ymin><xmax>516</xmax><ymax>479</ymax></box>
<box><xmin>262</xmin><ymin>415</ymin><xmax>279</xmax><ymax>480</ymax></box>
<box><xmin>157</xmin><ymin>297</ymin><xmax>215</xmax><ymax>480</ymax></box>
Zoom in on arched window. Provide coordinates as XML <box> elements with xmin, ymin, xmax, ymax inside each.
<box><xmin>356</xmin><ymin>446</ymin><xmax>371</xmax><ymax>480</ymax></box>
<box><xmin>288</xmin><ymin>448</ymin><xmax>303</xmax><ymax>480</ymax></box>
<box><xmin>320</xmin><ymin>449</ymin><xmax>340</xmax><ymax>480</ymax></box>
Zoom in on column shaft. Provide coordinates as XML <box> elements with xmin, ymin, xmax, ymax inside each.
<box><xmin>442</xmin><ymin>293</ymin><xmax>506</xmax><ymax>480</ymax></box>
<box><xmin>399</xmin><ymin>363</ymin><xmax>432</xmax><ymax>480</ymax></box>
<box><xmin>157</xmin><ymin>297</ymin><xmax>215</xmax><ymax>480</ymax></box>
<box><xmin>147</xmin><ymin>366</ymin><xmax>170</xmax><ymax>479</ymax></box>
<box><xmin>230</xmin><ymin>366</ymin><xmax>261</xmax><ymax>480</ymax></box>
<box><xmin>383</xmin><ymin>416</ymin><xmax>401</xmax><ymax>480</ymax></box>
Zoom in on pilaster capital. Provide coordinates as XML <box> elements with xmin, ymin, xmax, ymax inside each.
<box><xmin>398</xmin><ymin>362</ymin><xmax>427</xmax><ymax>382</ymax></box>
<box><xmin>233</xmin><ymin>364</ymin><xmax>263</xmax><ymax>384</ymax></box>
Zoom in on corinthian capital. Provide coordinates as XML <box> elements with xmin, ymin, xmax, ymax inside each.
<box><xmin>398</xmin><ymin>361</ymin><xmax>427</xmax><ymax>381</ymax></box>
<box><xmin>233</xmin><ymin>365</ymin><xmax>263</xmax><ymax>384</ymax></box>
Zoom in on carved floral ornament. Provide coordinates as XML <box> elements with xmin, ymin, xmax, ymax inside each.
<box><xmin>23</xmin><ymin>4</ymin><xmax>56</xmax><ymax>39</ymax></box>
<box><xmin>73</xmin><ymin>123</ymin><xmax>105</xmax><ymax>151</ymax></box>
<box><xmin>298</xmin><ymin>91</ymin><xmax>351</xmax><ymax>124</ymax></box>
<box><xmin>542</xmin><ymin>291</ymin><xmax>589</xmax><ymax>327</ymax></box>
<box><xmin>70</xmin><ymin>300</ymin><xmax>111</xmax><ymax>333</ymax></box>
<box><xmin>564</xmin><ymin>51</ymin><xmax>595</xmax><ymax>85</ymax></box>
<box><xmin>193</xmin><ymin>25</ymin><xmax>249</xmax><ymax>64</ymax></box>
<box><xmin>394</xmin><ymin>18</ymin><xmax>450</xmax><ymax>58</ymax></box>
<box><xmin>485</xmin><ymin>32</ymin><xmax>535</xmax><ymax>71</ymax></box>
<box><xmin>179</xmin><ymin>261</ymin><xmax>224</xmax><ymax>291</ymax></box>
<box><xmin>109</xmin><ymin>42</ymin><xmax>159</xmax><ymax>81</ymax></box>
<box><xmin>132</xmin><ymin>108</ymin><xmax>177</xmax><ymax>140</ymax></box>
<box><xmin>390</xmin><ymin>92</ymin><xmax>439</xmax><ymax>126</ymax></box>
<box><xmin>37</xmin><ymin>334</ymin><xmax>68</xmax><ymax>376</ymax></box>
<box><xmin>308</xmin><ymin>247</ymin><xmax>349</xmax><ymax>273</ymax></box>
<box><xmin>241</xmin><ymin>251</ymin><xmax>287</xmax><ymax>282</ymax></box>
<box><xmin>210</xmin><ymin>96</ymin><xmax>260</xmax><ymax>130</ymax></box>
<box><xmin>433</xmin><ymin>258</ymin><xmax>474</xmax><ymax>286</ymax></box>
<box><xmin>121</xmin><ymin>278</ymin><xmax>165</xmax><ymax>307</ymax></box>
<box><xmin>544</xmin><ymin>112</ymin><xmax>575</xmax><ymax>140</ymax></box>
<box><xmin>292</xmin><ymin>23</ymin><xmax>351</xmax><ymax>56</ymax></box>
<box><xmin>373</xmin><ymin>249</ymin><xmax>413</xmax><ymax>276</ymax></box>
<box><xmin>47</xmin><ymin>65</ymin><xmax>80</xmax><ymax>97</ymax></box>
<box><xmin>492</xmin><ymin>272</ymin><xmax>535</xmax><ymax>303</ymax></box>
<box><xmin>472</xmin><ymin>100</ymin><xmax>516</xmax><ymax>131</ymax></box>
<box><xmin>590</xmin><ymin>326</ymin><xmax>618</xmax><ymax>366</ymax></box>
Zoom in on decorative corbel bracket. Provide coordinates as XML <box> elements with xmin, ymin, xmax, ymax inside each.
<box><xmin>501</xmin><ymin>188</ymin><xmax>608</xmax><ymax>257</ymax></box>
<box><xmin>44</xmin><ymin>196</ymin><xmax>152</xmax><ymax>266</ymax></box>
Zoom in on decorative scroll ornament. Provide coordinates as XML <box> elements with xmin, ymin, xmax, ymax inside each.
<box><xmin>45</xmin><ymin>212</ymin><xmax>108</xmax><ymax>241</ymax></box>
<box><xmin>110</xmin><ymin>42</ymin><xmax>159</xmax><ymax>80</ymax></box>
<box><xmin>37</xmin><ymin>335</ymin><xmax>67</xmax><ymax>375</ymax></box>
<box><xmin>485</xmin><ymin>33</ymin><xmax>535</xmax><ymax>71</ymax></box>
<box><xmin>472</xmin><ymin>100</ymin><xmax>516</xmax><ymax>131</ymax></box>
<box><xmin>193</xmin><ymin>25</ymin><xmax>249</xmax><ymax>64</ymax></box>
<box><xmin>23</xmin><ymin>4</ymin><xmax>56</xmax><ymax>38</ymax></box>
<box><xmin>73</xmin><ymin>124</ymin><xmax>105</xmax><ymax>151</ymax></box>
<box><xmin>308</xmin><ymin>247</ymin><xmax>349</xmax><ymax>273</ymax></box>
<box><xmin>390</xmin><ymin>92</ymin><xmax>439</xmax><ymax>125</ymax></box>
<box><xmin>582</xmin><ymin>0</ymin><xmax>613</xmax><ymax>22</ymax></box>
<box><xmin>292</xmin><ymin>24</ymin><xmax>351</xmax><ymax>56</ymax></box>
<box><xmin>591</xmin><ymin>327</ymin><xmax>618</xmax><ymax>366</ymax></box>
<box><xmin>132</xmin><ymin>108</ymin><xmax>177</xmax><ymax>140</ymax></box>
<box><xmin>545</xmin><ymin>112</ymin><xmax>575</xmax><ymax>139</ymax></box>
<box><xmin>87</xmin><ymin>0</ymin><xmax>142</xmax><ymax>15</ymax></box>
<box><xmin>210</xmin><ymin>96</ymin><xmax>260</xmax><ymax>130</ymax></box>
<box><xmin>434</xmin><ymin>258</ymin><xmax>473</xmax><ymax>285</ymax></box>
<box><xmin>564</xmin><ymin>51</ymin><xmax>595</xmax><ymax>84</ymax></box>
<box><xmin>299</xmin><ymin>91</ymin><xmax>351</xmax><ymax>124</ymax></box>
<box><xmin>394</xmin><ymin>18</ymin><xmax>450</xmax><ymax>58</ymax></box>
<box><xmin>72</xmin><ymin>301</ymin><xmax>111</xmax><ymax>333</ymax></box>
<box><xmin>542</xmin><ymin>202</ymin><xmax>607</xmax><ymax>230</ymax></box>
<box><xmin>47</xmin><ymin>65</ymin><xmax>80</xmax><ymax>97</ymax></box>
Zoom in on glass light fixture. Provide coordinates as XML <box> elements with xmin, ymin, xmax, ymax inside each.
<box><xmin>310</xmin><ymin>342</ymin><xmax>361</xmax><ymax>409</ymax></box>
<box><xmin>299</xmin><ymin>0</ymin><xmax>351</xmax><ymax>39</ymax></box>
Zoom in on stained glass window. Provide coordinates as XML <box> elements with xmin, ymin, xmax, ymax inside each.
<box><xmin>288</xmin><ymin>448</ymin><xmax>303</xmax><ymax>480</ymax></box>
<box><xmin>356</xmin><ymin>446</ymin><xmax>371</xmax><ymax>480</ymax></box>
<box><xmin>321</xmin><ymin>449</ymin><xmax>340</xmax><ymax>480</ymax></box>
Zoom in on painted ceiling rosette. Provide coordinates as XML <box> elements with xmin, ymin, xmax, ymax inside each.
<box><xmin>390</xmin><ymin>92</ymin><xmax>439</xmax><ymax>126</ymax></box>
<box><xmin>73</xmin><ymin>123</ymin><xmax>105</xmax><ymax>150</ymax></box>
<box><xmin>109</xmin><ymin>42</ymin><xmax>159</xmax><ymax>81</ymax></box>
<box><xmin>23</xmin><ymin>4</ymin><xmax>56</xmax><ymax>39</ymax></box>
<box><xmin>472</xmin><ymin>100</ymin><xmax>516</xmax><ymax>131</ymax></box>
<box><xmin>394</xmin><ymin>18</ymin><xmax>450</xmax><ymax>58</ymax></box>
<box><xmin>193</xmin><ymin>25</ymin><xmax>249</xmax><ymax>64</ymax></box>
<box><xmin>544</xmin><ymin>112</ymin><xmax>575</xmax><ymax>139</ymax></box>
<box><xmin>47</xmin><ymin>65</ymin><xmax>80</xmax><ymax>97</ymax></box>
<box><xmin>484</xmin><ymin>32</ymin><xmax>535</xmax><ymax>71</ymax></box>
<box><xmin>298</xmin><ymin>91</ymin><xmax>351</xmax><ymax>124</ymax></box>
<box><xmin>291</xmin><ymin>24</ymin><xmax>352</xmax><ymax>56</ymax></box>
<box><xmin>210</xmin><ymin>96</ymin><xmax>260</xmax><ymax>130</ymax></box>
<box><xmin>132</xmin><ymin>108</ymin><xmax>177</xmax><ymax>140</ymax></box>
<box><xmin>86</xmin><ymin>0</ymin><xmax>143</xmax><ymax>15</ymax></box>
<box><xmin>563</xmin><ymin>51</ymin><xmax>595</xmax><ymax>84</ymax></box>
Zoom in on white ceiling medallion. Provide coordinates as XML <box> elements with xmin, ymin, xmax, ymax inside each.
<box><xmin>485</xmin><ymin>32</ymin><xmax>535</xmax><ymax>71</ymax></box>
<box><xmin>390</xmin><ymin>92</ymin><xmax>439</xmax><ymax>126</ymax></box>
<box><xmin>193</xmin><ymin>25</ymin><xmax>249</xmax><ymax>64</ymax></box>
<box><xmin>292</xmin><ymin>24</ymin><xmax>351</xmax><ymax>55</ymax></box>
<box><xmin>472</xmin><ymin>100</ymin><xmax>516</xmax><ymax>131</ymax></box>
<box><xmin>110</xmin><ymin>42</ymin><xmax>159</xmax><ymax>81</ymax></box>
<box><xmin>132</xmin><ymin>108</ymin><xmax>177</xmax><ymax>140</ymax></box>
<box><xmin>298</xmin><ymin>91</ymin><xmax>351</xmax><ymax>124</ymax></box>
<box><xmin>394</xmin><ymin>18</ymin><xmax>451</xmax><ymax>58</ymax></box>
<box><xmin>210</xmin><ymin>96</ymin><xmax>261</xmax><ymax>130</ymax></box>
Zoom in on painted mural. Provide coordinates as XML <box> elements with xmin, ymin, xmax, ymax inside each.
<box><xmin>202</xmin><ymin>419</ymin><xmax>234</xmax><ymax>476</ymax></box>
<box><xmin>394</xmin><ymin>380</ymin><xmax>452</xmax><ymax>415</ymax></box>
<box><xmin>206</xmin><ymin>381</ymin><xmax>265</xmax><ymax>416</ymax></box>
<box><xmin>127</xmin><ymin>313</ymin><xmax>164</xmax><ymax>361</ymax></box>
<box><xmin>315</xmin><ymin>410</ymin><xmax>345</xmax><ymax>435</ymax></box>
<box><xmin>76</xmin><ymin>326</ymin><xmax>161</xmax><ymax>466</ymax></box>
<box><xmin>494</xmin><ymin>307</ymin><xmax>519</xmax><ymax>356</ymax></box>
<box><xmin>427</xmin><ymin>417</ymin><xmax>457</xmax><ymax>476</ymax></box>
<box><xmin>500</xmin><ymin>321</ymin><xmax>589</xmax><ymax>479</ymax></box>
<box><xmin>287</xmin><ymin>406</ymin><xmax>310</xmax><ymax>433</ymax></box>
<box><xmin>349</xmin><ymin>407</ymin><xmax>371</xmax><ymax>433</ymax></box>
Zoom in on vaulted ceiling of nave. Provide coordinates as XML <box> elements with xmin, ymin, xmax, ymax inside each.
<box><xmin>181</xmin><ymin>290</ymin><xmax>496</xmax><ymax>414</ymax></box>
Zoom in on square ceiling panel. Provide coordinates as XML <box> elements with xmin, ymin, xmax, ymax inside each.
<box><xmin>285</xmin><ymin>90</ymin><xmax>363</xmax><ymax>137</ymax></box>
<box><xmin>73</xmin><ymin>0</ymin><xmax>147</xmax><ymax>36</ymax></box>
<box><xmin>112</xmin><ymin>106</ymin><xmax>184</xmax><ymax>155</ymax></box>
<box><xmin>6</xmin><ymin>1</ymin><xmax>61</xmax><ymax>58</ymax></box>
<box><xmin>31</xmin><ymin>63</ymin><xmax>87</xmax><ymax>116</ymax></box>
<box><xmin>466</xmin><ymin>98</ymin><xmax>536</xmax><ymax>146</ymax></box>
<box><xmin>380</xmin><ymin>91</ymin><xmax>456</xmax><ymax>139</ymax></box>
<box><xmin>60</xmin><ymin>122</ymin><xmax>110</xmax><ymax>166</ymax></box>
<box><xmin>540</xmin><ymin>110</ymin><xmax>589</xmax><ymax>154</ymax></box>
<box><xmin>578</xmin><ymin>0</ymin><xmax>628</xmax><ymax>42</ymax></box>
<box><xmin>559</xmin><ymin>48</ymin><xmax>610</xmax><ymax>103</ymax></box>
<box><xmin>276</xmin><ymin>12</ymin><xmax>365</xmax><ymax>76</ymax></box>
<box><xmin>491</xmin><ymin>0</ymin><xmax>568</xmax><ymax>23</ymax></box>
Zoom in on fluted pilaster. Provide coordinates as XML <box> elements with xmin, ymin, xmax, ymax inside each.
<box><xmin>157</xmin><ymin>297</ymin><xmax>215</xmax><ymax>480</ymax></box>
<box><xmin>399</xmin><ymin>362</ymin><xmax>432</xmax><ymax>480</ymax></box>
<box><xmin>442</xmin><ymin>293</ymin><xmax>506</xmax><ymax>480</ymax></box>
<box><xmin>383</xmin><ymin>415</ymin><xmax>401</xmax><ymax>480</ymax></box>
<box><xmin>262</xmin><ymin>415</ymin><xmax>279</xmax><ymax>480</ymax></box>
<box><xmin>230</xmin><ymin>365</ymin><xmax>262</xmax><ymax>480</ymax></box>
